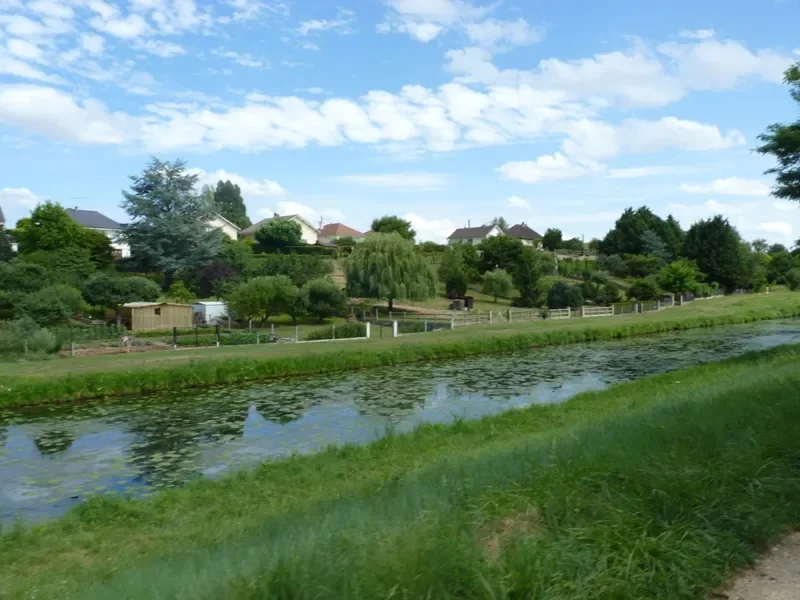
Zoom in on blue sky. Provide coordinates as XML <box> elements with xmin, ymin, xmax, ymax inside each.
<box><xmin>0</xmin><ymin>0</ymin><xmax>798</xmax><ymax>243</ymax></box>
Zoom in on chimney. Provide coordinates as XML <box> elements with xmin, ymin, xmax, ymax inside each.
<box><xmin>468</xmin><ymin>220</ymin><xmax>471</xmax><ymax>228</ymax></box>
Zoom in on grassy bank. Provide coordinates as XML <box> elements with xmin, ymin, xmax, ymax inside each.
<box><xmin>0</xmin><ymin>293</ymin><xmax>799</xmax><ymax>407</ymax></box>
<box><xmin>3</xmin><ymin>344</ymin><xmax>800</xmax><ymax>598</ymax></box>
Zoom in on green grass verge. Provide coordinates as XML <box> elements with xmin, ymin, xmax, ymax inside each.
<box><xmin>3</xmin><ymin>344</ymin><xmax>800</xmax><ymax>598</ymax></box>
<box><xmin>1</xmin><ymin>293</ymin><xmax>799</xmax><ymax>407</ymax></box>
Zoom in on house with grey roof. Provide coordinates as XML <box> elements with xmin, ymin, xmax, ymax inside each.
<box><xmin>447</xmin><ymin>224</ymin><xmax>504</xmax><ymax>246</ymax></box>
<box><xmin>66</xmin><ymin>208</ymin><xmax>130</xmax><ymax>258</ymax></box>
<box><xmin>505</xmin><ymin>222</ymin><xmax>543</xmax><ymax>247</ymax></box>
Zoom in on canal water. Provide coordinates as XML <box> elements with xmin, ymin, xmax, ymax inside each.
<box><xmin>2</xmin><ymin>319</ymin><xmax>799</xmax><ymax>523</ymax></box>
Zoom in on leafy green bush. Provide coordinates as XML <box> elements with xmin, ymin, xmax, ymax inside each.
<box><xmin>547</xmin><ymin>281</ymin><xmax>584</xmax><ymax>309</ymax></box>
<box><xmin>16</xmin><ymin>290</ymin><xmax>71</xmax><ymax>326</ymax></box>
<box><xmin>786</xmin><ymin>269</ymin><xmax>800</xmax><ymax>291</ymax></box>
<box><xmin>482</xmin><ymin>269</ymin><xmax>513</xmax><ymax>301</ymax></box>
<box><xmin>0</xmin><ymin>317</ymin><xmax>61</xmax><ymax>356</ymax></box>
<box><xmin>303</xmin><ymin>278</ymin><xmax>346</xmax><ymax>321</ymax></box>
<box><xmin>628</xmin><ymin>277</ymin><xmax>660</xmax><ymax>301</ymax></box>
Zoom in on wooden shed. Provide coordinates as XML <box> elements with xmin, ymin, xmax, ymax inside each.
<box><xmin>119</xmin><ymin>302</ymin><xmax>193</xmax><ymax>332</ymax></box>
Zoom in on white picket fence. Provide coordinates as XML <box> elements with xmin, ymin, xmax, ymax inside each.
<box><xmin>581</xmin><ymin>306</ymin><xmax>614</xmax><ymax>318</ymax></box>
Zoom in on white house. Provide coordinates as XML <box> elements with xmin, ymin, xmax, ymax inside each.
<box><xmin>206</xmin><ymin>213</ymin><xmax>240</xmax><ymax>241</ymax></box>
<box><xmin>240</xmin><ymin>214</ymin><xmax>319</xmax><ymax>245</ymax></box>
<box><xmin>66</xmin><ymin>208</ymin><xmax>130</xmax><ymax>258</ymax></box>
<box><xmin>447</xmin><ymin>224</ymin><xmax>504</xmax><ymax>246</ymax></box>
<box><xmin>317</xmin><ymin>222</ymin><xmax>364</xmax><ymax>244</ymax></box>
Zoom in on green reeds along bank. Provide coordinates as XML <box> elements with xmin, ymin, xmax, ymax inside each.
<box><xmin>1</xmin><ymin>293</ymin><xmax>799</xmax><ymax>406</ymax></box>
<box><xmin>3</xmin><ymin>345</ymin><xmax>800</xmax><ymax>599</ymax></box>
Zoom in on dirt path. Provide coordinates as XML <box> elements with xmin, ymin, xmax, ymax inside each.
<box><xmin>717</xmin><ymin>532</ymin><xmax>800</xmax><ymax>599</ymax></box>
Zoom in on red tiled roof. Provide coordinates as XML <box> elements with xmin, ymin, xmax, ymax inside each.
<box><xmin>319</xmin><ymin>223</ymin><xmax>363</xmax><ymax>237</ymax></box>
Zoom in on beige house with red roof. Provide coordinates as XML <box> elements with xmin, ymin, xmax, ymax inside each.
<box><xmin>318</xmin><ymin>223</ymin><xmax>364</xmax><ymax>244</ymax></box>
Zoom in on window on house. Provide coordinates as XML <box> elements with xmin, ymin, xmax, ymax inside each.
<box><xmin>154</xmin><ymin>307</ymin><xmax>161</xmax><ymax>316</ymax></box>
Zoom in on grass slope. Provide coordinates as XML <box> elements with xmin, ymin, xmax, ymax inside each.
<box><xmin>2</xmin><ymin>344</ymin><xmax>800</xmax><ymax>598</ymax></box>
<box><xmin>1</xmin><ymin>293</ymin><xmax>799</xmax><ymax>407</ymax></box>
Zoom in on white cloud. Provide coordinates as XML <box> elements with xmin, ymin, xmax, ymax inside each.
<box><xmin>446</xmin><ymin>35</ymin><xmax>795</xmax><ymax>108</ymax></box>
<box><xmin>6</xmin><ymin>38</ymin><xmax>45</xmax><ymax>62</ymax></box>
<box><xmin>80</xmin><ymin>33</ymin><xmax>105</xmax><ymax>56</ymax></box>
<box><xmin>0</xmin><ymin>186</ymin><xmax>45</xmax><ymax>208</ymax></box>
<box><xmin>680</xmin><ymin>177</ymin><xmax>771</xmax><ymax>196</ymax></box>
<box><xmin>507</xmin><ymin>195</ymin><xmax>531</xmax><ymax>210</ymax></box>
<box><xmin>296</xmin><ymin>87</ymin><xmax>326</xmax><ymax>95</ymax></box>
<box><xmin>333</xmin><ymin>173</ymin><xmax>448</xmax><ymax>190</ymax></box>
<box><xmin>90</xmin><ymin>13</ymin><xmax>149</xmax><ymax>40</ymax></box>
<box><xmin>658</xmin><ymin>38</ymin><xmax>790</xmax><ymax>90</ymax></box>
<box><xmin>0</xmin><ymin>54</ymin><xmax>63</xmax><ymax>83</ymax></box>
<box><xmin>404</xmin><ymin>212</ymin><xmax>456</xmax><ymax>243</ymax></box>
<box><xmin>191</xmin><ymin>168</ymin><xmax>287</xmax><ymax>198</ymax></box>
<box><xmin>28</xmin><ymin>0</ymin><xmax>74</xmax><ymax>19</ymax></box>
<box><xmin>679</xmin><ymin>29</ymin><xmax>715</xmax><ymax>40</ymax></box>
<box><xmin>606</xmin><ymin>166</ymin><xmax>677</xmax><ymax>178</ymax></box>
<box><xmin>498</xmin><ymin>153</ymin><xmax>600</xmax><ymax>183</ymax></box>
<box><xmin>213</xmin><ymin>48</ymin><xmax>265</xmax><ymax>68</ymax></box>
<box><xmin>774</xmin><ymin>201</ymin><xmax>795</xmax><ymax>211</ymax></box>
<box><xmin>759</xmin><ymin>222</ymin><xmax>792</xmax><ymax>237</ymax></box>
<box><xmin>464</xmin><ymin>18</ymin><xmax>544</xmax><ymax>51</ymax></box>
<box><xmin>0</xmin><ymin>84</ymin><xmax>126</xmax><ymax>143</ymax></box>
<box><xmin>297</xmin><ymin>8</ymin><xmax>355</xmax><ymax>36</ymax></box>
<box><xmin>136</xmin><ymin>39</ymin><xmax>186</xmax><ymax>58</ymax></box>
<box><xmin>378</xmin><ymin>0</ymin><xmax>491</xmax><ymax>42</ymax></box>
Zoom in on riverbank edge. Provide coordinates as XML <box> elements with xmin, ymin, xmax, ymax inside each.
<box><xmin>2</xmin><ymin>299</ymin><xmax>800</xmax><ymax>408</ymax></box>
<box><xmin>5</xmin><ymin>344</ymin><xmax>800</xmax><ymax>598</ymax></box>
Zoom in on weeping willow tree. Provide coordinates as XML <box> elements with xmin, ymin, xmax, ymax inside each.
<box><xmin>345</xmin><ymin>233</ymin><xmax>437</xmax><ymax>310</ymax></box>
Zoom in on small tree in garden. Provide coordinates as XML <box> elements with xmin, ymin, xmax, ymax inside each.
<box><xmin>304</xmin><ymin>278</ymin><xmax>347</xmax><ymax>322</ymax></box>
<box><xmin>226</xmin><ymin>275</ymin><xmax>299</xmax><ymax>325</ymax></box>
<box><xmin>482</xmin><ymin>269</ymin><xmax>513</xmax><ymax>302</ymax></box>
<box><xmin>166</xmin><ymin>281</ymin><xmax>194</xmax><ymax>303</ymax></box>
<box><xmin>438</xmin><ymin>247</ymin><xmax>468</xmax><ymax>298</ymax></box>
<box><xmin>542</xmin><ymin>228</ymin><xmax>563</xmax><ymax>251</ymax></box>
<box><xmin>547</xmin><ymin>281</ymin><xmax>583</xmax><ymax>309</ymax></box>
<box><xmin>82</xmin><ymin>273</ymin><xmax>160</xmax><ymax>311</ymax></box>
<box><xmin>370</xmin><ymin>215</ymin><xmax>415</xmax><ymax>241</ymax></box>
<box><xmin>226</xmin><ymin>277</ymin><xmax>275</xmax><ymax>325</ymax></box>
<box><xmin>16</xmin><ymin>290</ymin><xmax>71</xmax><ymax>326</ymax></box>
<box><xmin>346</xmin><ymin>233</ymin><xmax>436</xmax><ymax>310</ymax></box>
<box><xmin>628</xmin><ymin>278</ymin><xmax>660</xmax><ymax>301</ymax></box>
<box><xmin>512</xmin><ymin>247</ymin><xmax>546</xmax><ymax>307</ymax></box>
<box><xmin>254</xmin><ymin>219</ymin><xmax>303</xmax><ymax>253</ymax></box>
<box><xmin>659</xmin><ymin>259</ymin><xmax>700</xmax><ymax>294</ymax></box>
<box><xmin>786</xmin><ymin>268</ymin><xmax>800</xmax><ymax>290</ymax></box>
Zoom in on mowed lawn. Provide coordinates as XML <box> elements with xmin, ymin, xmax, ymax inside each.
<box><xmin>1</xmin><ymin>292</ymin><xmax>797</xmax><ymax>381</ymax></box>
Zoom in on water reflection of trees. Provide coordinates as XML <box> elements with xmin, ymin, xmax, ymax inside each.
<box><xmin>34</xmin><ymin>427</ymin><xmax>75</xmax><ymax>456</ymax></box>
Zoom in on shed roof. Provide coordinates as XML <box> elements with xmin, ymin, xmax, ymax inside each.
<box><xmin>66</xmin><ymin>208</ymin><xmax>122</xmax><ymax>230</ymax></box>
<box><xmin>447</xmin><ymin>225</ymin><xmax>498</xmax><ymax>240</ymax></box>
<box><xmin>193</xmin><ymin>301</ymin><xmax>227</xmax><ymax>306</ymax></box>
<box><xmin>122</xmin><ymin>302</ymin><xmax>192</xmax><ymax>308</ymax></box>
<box><xmin>505</xmin><ymin>223</ymin><xmax>543</xmax><ymax>240</ymax></box>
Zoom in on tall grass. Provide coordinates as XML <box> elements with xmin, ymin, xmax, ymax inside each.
<box><xmin>1</xmin><ymin>297</ymin><xmax>799</xmax><ymax>406</ymax></box>
<box><xmin>57</xmin><ymin>348</ymin><xmax>800</xmax><ymax>599</ymax></box>
<box><xmin>3</xmin><ymin>345</ymin><xmax>800</xmax><ymax>599</ymax></box>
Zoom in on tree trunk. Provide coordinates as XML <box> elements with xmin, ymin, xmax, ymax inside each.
<box><xmin>388</xmin><ymin>297</ymin><xmax>394</xmax><ymax>311</ymax></box>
